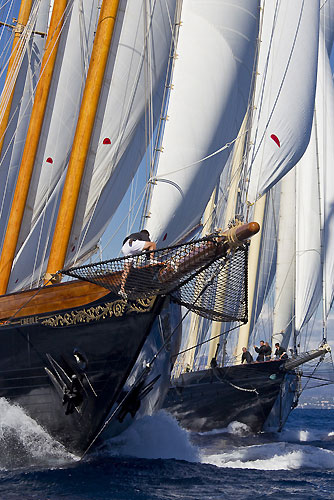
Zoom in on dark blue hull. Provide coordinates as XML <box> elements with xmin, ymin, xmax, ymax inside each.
<box><xmin>0</xmin><ymin>292</ymin><xmax>181</xmax><ymax>455</ymax></box>
<box><xmin>163</xmin><ymin>361</ymin><xmax>298</xmax><ymax>433</ymax></box>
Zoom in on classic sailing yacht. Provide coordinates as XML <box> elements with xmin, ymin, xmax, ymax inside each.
<box><xmin>162</xmin><ymin>0</ymin><xmax>333</xmax><ymax>434</ymax></box>
<box><xmin>0</xmin><ymin>1</ymin><xmax>261</xmax><ymax>456</ymax></box>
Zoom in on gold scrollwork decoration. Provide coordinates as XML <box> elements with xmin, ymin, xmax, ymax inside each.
<box><xmin>40</xmin><ymin>297</ymin><xmax>156</xmax><ymax>327</ymax></box>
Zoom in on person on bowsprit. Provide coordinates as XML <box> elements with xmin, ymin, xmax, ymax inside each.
<box><xmin>121</xmin><ymin>230</ymin><xmax>156</xmax><ymax>257</ymax></box>
<box><xmin>119</xmin><ymin>230</ymin><xmax>157</xmax><ymax>299</ymax></box>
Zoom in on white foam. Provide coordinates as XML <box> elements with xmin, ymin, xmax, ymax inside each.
<box><xmin>100</xmin><ymin>410</ymin><xmax>199</xmax><ymax>461</ymax></box>
<box><xmin>279</xmin><ymin>427</ymin><xmax>334</xmax><ymax>443</ymax></box>
<box><xmin>202</xmin><ymin>442</ymin><xmax>334</xmax><ymax>470</ymax></box>
<box><xmin>0</xmin><ymin>398</ymin><xmax>78</xmax><ymax>469</ymax></box>
<box><xmin>198</xmin><ymin>421</ymin><xmax>252</xmax><ymax>436</ymax></box>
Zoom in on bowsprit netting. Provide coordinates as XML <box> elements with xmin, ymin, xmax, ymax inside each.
<box><xmin>63</xmin><ymin>237</ymin><xmax>248</xmax><ymax>322</ymax></box>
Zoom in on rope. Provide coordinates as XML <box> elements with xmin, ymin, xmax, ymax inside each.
<box><xmin>81</xmin><ymin>263</ymin><xmax>222</xmax><ymax>458</ymax></box>
<box><xmin>149</xmin><ymin>129</ymin><xmax>249</xmax><ymax>182</ymax></box>
<box><xmin>1</xmin><ymin>271</ymin><xmax>62</xmax><ymax>325</ymax></box>
<box><xmin>213</xmin><ymin>368</ymin><xmax>259</xmax><ymax>394</ymax></box>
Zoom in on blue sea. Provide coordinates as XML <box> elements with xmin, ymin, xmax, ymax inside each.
<box><xmin>0</xmin><ymin>398</ymin><xmax>333</xmax><ymax>500</ymax></box>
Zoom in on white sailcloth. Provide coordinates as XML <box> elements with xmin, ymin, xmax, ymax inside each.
<box><xmin>294</xmin><ymin>119</ymin><xmax>322</xmax><ymax>334</ymax></box>
<box><xmin>316</xmin><ymin>32</ymin><xmax>334</xmax><ymax>323</ymax></box>
<box><xmin>16</xmin><ymin>0</ymin><xmax>99</xmax><ymax>247</ymax></box>
<box><xmin>0</xmin><ymin>0</ymin><xmax>49</xmax><ymax>250</ymax></box>
<box><xmin>8</xmin><ymin>0</ymin><xmax>177</xmax><ymax>291</ymax></box>
<box><xmin>320</xmin><ymin>0</ymin><xmax>334</xmax><ymax>55</ymax></box>
<box><xmin>246</xmin><ymin>0</ymin><xmax>319</xmax><ymax>204</ymax></box>
<box><xmin>145</xmin><ymin>0</ymin><xmax>260</xmax><ymax>246</ymax></box>
<box><xmin>272</xmin><ymin>169</ymin><xmax>296</xmax><ymax>348</ymax></box>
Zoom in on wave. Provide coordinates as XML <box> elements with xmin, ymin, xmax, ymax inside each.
<box><xmin>0</xmin><ymin>398</ymin><xmax>77</xmax><ymax>469</ymax></box>
<box><xmin>202</xmin><ymin>441</ymin><xmax>334</xmax><ymax>470</ymax></box>
<box><xmin>96</xmin><ymin>410</ymin><xmax>199</xmax><ymax>462</ymax></box>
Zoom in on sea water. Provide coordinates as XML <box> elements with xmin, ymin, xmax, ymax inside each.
<box><xmin>0</xmin><ymin>399</ymin><xmax>333</xmax><ymax>499</ymax></box>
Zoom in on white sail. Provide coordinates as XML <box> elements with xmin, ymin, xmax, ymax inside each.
<box><xmin>0</xmin><ymin>0</ymin><xmax>49</xmax><ymax>250</ymax></box>
<box><xmin>320</xmin><ymin>0</ymin><xmax>334</xmax><ymax>55</ymax></box>
<box><xmin>272</xmin><ymin>170</ymin><xmax>296</xmax><ymax>349</ymax></box>
<box><xmin>16</xmin><ymin>0</ymin><xmax>99</xmax><ymax>248</ymax></box>
<box><xmin>316</xmin><ymin>31</ymin><xmax>334</xmax><ymax>323</ymax></box>
<box><xmin>8</xmin><ymin>0</ymin><xmax>177</xmax><ymax>291</ymax></box>
<box><xmin>145</xmin><ymin>0</ymin><xmax>260</xmax><ymax>246</ymax></box>
<box><xmin>294</xmin><ymin>119</ymin><xmax>322</xmax><ymax>334</ymax></box>
<box><xmin>246</xmin><ymin>0</ymin><xmax>319</xmax><ymax>204</ymax></box>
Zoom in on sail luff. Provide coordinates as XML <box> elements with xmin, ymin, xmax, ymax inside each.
<box><xmin>0</xmin><ymin>0</ymin><xmax>33</xmax><ymax>157</ymax></box>
<box><xmin>0</xmin><ymin>0</ymin><xmax>68</xmax><ymax>295</ymax></box>
<box><xmin>45</xmin><ymin>0</ymin><xmax>120</xmax><ymax>280</ymax></box>
<box><xmin>272</xmin><ymin>169</ymin><xmax>296</xmax><ymax>349</ymax></box>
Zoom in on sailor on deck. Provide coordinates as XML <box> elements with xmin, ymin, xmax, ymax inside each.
<box><xmin>241</xmin><ymin>347</ymin><xmax>253</xmax><ymax>364</ymax></box>
<box><xmin>254</xmin><ymin>340</ymin><xmax>266</xmax><ymax>362</ymax></box>
<box><xmin>274</xmin><ymin>342</ymin><xmax>288</xmax><ymax>360</ymax></box>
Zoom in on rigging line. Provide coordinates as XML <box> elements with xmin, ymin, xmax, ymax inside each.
<box><xmin>0</xmin><ymin>27</ymin><xmax>13</xmax><ymax>70</ymax></box>
<box><xmin>1</xmin><ymin>270</ymin><xmax>61</xmax><ymax>325</ymax></box>
<box><xmin>0</xmin><ymin>0</ymin><xmax>14</xmax><ymax>14</ymax></box>
<box><xmin>0</xmin><ymin>0</ymin><xmax>43</xmax><ymax>105</ymax></box>
<box><xmin>212</xmin><ymin>369</ymin><xmax>259</xmax><ymax>394</ymax></box>
<box><xmin>72</xmin><ymin>1</ymin><xmax>163</xmax><ymax>264</ymax></box>
<box><xmin>82</xmin><ymin>255</ymin><xmax>223</xmax><ymax>459</ymax></box>
<box><xmin>174</xmin><ymin>323</ymin><xmax>241</xmax><ymax>359</ymax></box>
<box><xmin>0</xmin><ymin>2</ymin><xmax>39</xmax><ymax>125</ymax></box>
<box><xmin>0</xmin><ymin>0</ymin><xmax>72</xmax><ymax>172</ymax></box>
<box><xmin>21</xmin><ymin>3</ymin><xmax>78</xmax><ymax>287</ymax></box>
<box><xmin>149</xmin><ymin>129</ymin><xmax>249</xmax><ymax>182</ymax></box>
<box><xmin>141</xmin><ymin>0</ymin><xmax>182</xmax><ymax>224</ymax></box>
<box><xmin>320</xmin><ymin>0</ymin><xmax>329</xmax><ymax>10</ymax></box>
<box><xmin>256</xmin><ymin>194</ymin><xmax>277</xmax><ymax>339</ymax></box>
<box><xmin>299</xmin><ymin>356</ymin><xmax>325</xmax><ymax>396</ymax></box>
<box><xmin>301</xmin><ymin>374</ymin><xmax>334</xmax><ymax>383</ymax></box>
<box><xmin>244</xmin><ymin>0</ymin><xmax>281</xmax><ymax>201</ymax></box>
<box><xmin>302</xmin><ymin>381</ymin><xmax>334</xmax><ymax>390</ymax></box>
<box><xmin>75</xmin><ymin>166</ymin><xmax>148</xmax><ymax>264</ymax></box>
<box><xmin>99</xmin><ymin>182</ymin><xmax>148</xmax><ymax>256</ymax></box>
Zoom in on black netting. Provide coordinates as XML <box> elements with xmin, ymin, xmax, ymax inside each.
<box><xmin>63</xmin><ymin>237</ymin><xmax>248</xmax><ymax>322</ymax></box>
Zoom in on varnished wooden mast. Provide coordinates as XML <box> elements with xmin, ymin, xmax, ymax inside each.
<box><xmin>0</xmin><ymin>0</ymin><xmax>69</xmax><ymax>295</ymax></box>
<box><xmin>0</xmin><ymin>0</ymin><xmax>33</xmax><ymax>157</ymax></box>
<box><xmin>45</xmin><ymin>0</ymin><xmax>120</xmax><ymax>282</ymax></box>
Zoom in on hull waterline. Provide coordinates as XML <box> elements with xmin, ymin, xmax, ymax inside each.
<box><xmin>163</xmin><ymin>361</ymin><xmax>298</xmax><ymax>433</ymax></box>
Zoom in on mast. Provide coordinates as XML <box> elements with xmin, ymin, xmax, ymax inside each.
<box><xmin>45</xmin><ymin>0</ymin><xmax>120</xmax><ymax>281</ymax></box>
<box><xmin>0</xmin><ymin>0</ymin><xmax>68</xmax><ymax>295</ymax></box>
<box><xmin>182</xmin><ymin>189</ymin><xmax>216</xmax><ymax>371</ymax></box>
<box><xmin>0</xmin><ymin>0</ymin><xmax>33</xmax><ymax>157</ymax></box>
<box><xmin>234</xmin><ymin>194</ymin><xmax>266</xmax><ymax>363</ymax></box>
<box><xmin>207</xmin><ymin>116</ymin><xmax>247</xmax><ymax>366</ymax></box>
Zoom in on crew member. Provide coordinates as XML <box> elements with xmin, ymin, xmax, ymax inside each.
<box><xmin>119</xmin><ymin>230</ymin><xmax>157</xmax><ymax>299</ymax></box>
<box><xmin>254</xmin><ymin>340</ymin><xmax>266</xmax><ymax>362</ymax></box>
<box><xmin>264</xmin><ymin>342</ymin><xmax>272</xmax><ymax>361</ymax></box>
<box><xmin>241</xmin><ymin>347</ymin><xmax>253</xmax><ymax>364</ymax></box>
<box><xmin>274</xmin><ymin>342</ymin><xmax>288</xmax><ymax>360</ymax></box>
